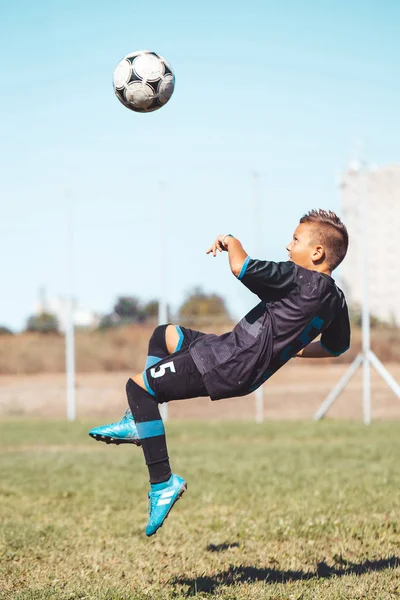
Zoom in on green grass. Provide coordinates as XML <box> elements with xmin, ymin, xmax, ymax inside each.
<box><xmin>1</xmin><ymin>420</ymin><xmax>400</xmax><ymax>599</ymax></box>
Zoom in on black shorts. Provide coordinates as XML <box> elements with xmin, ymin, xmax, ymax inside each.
<box><xmin>142</xmin><ymin>326</ymin><xmax>208</xmax><ymax>403</ymax></box>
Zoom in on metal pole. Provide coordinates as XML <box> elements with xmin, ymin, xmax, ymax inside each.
<box><xmin>313</xmin><ymin>353</ymin><xmax>363</xmax><ymax>421</ymax></box>
<box><xmin>368</xmin><ymin>350</ymin><xmax>400</xmax><ymax>398</ymax></box>
<box><xmin>362</xmin><ymin>356</ymin><xmax>371</xmax><ymax>425</ymax></box>
<box><xmin>253</xmin><ymin>171</ymin><xmax>264</xmax><ymax>423</ymax></box>
<box><xmin>314</xmin><ymin>156</ymin><xmax>400</xmax><ymax>421</ymax></box>
<box><xmin>66</xmin><ymin>199</ymin><xmax>76</xmax><ymax>421</ymax></box>
<box><xmin>360</xmin><ymin>162</ymin><xmax>371</xmax><ymax>424</ymax></box>
<box><xmin>158</xmin><ymin>182</ymin><xmax>168</xmax><ymax>421</ymax></box>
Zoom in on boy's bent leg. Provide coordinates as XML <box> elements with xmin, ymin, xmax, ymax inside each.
<box><xmin>127</xmin><ymin>374</ymin><xmax>187</xmax><ymax>537</ymax></box>
<box><xmin>89</xmin><ymin>325</ymin><xmax>172</xmax><ymax>444</ymax></box>
<box><xmin>89</xmin><ymin>325</ymin><xmax>205</xmax><ymax>444</ymax></box>
<box><xmin>89</xmin><ymin>324</ymin><xmax>176</xmax><ymax>445</ymax></box>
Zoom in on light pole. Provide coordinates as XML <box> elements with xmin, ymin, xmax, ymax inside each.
<box><xmin>253</xmin><ymin>171</ymin><xmax>264</xmax><ymax>423</ymax></box>
<box><xmin>66</xmin><ymin>196</ymin><xmax>76</xmax><ymax>421</ymax></box>
<box><xmin>158</xmin><ymin>182</ymin><xmax>168</xmax><ymax>421</ymax></box>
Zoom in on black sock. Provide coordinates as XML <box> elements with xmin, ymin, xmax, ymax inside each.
<box><xmin>126</xmin><ymin>378</ymin><xmax>171</xmax><ymax>484</ymax></box>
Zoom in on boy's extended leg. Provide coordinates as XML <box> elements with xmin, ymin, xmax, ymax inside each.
<box><xmin>128</xmin><ymin>350</ymin><xmax>208</xmax><ymax>536</ymax></box>
<box><xmin>125</xmin><ymin>376</ymin><xmax>186</xmax><ymax>536</ymax></box>
<box><xmin>88</xmin><ymin>324</ymin><xmax>185</xmax><ymax>444</ymax></box>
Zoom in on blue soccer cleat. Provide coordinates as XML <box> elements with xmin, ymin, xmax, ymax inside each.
<box><xmin>146</xmin><ymin>474</ymin><xmax>187</xmax><ymax>537</ymax></box>
<box><xmin>88</xmin><ymin>409</ymin><xmax>141</xmax><ymax>446</ymax></box>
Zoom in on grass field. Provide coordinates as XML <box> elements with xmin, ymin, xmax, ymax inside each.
<box><xmin>1</xmin><ymin>420</ymin><xmax>400</xmax><ymax>599</ymax></box>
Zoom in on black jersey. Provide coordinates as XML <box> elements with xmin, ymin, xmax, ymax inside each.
<box><xmin>189</xmin><ymin>258</ymin><xmax>350</xmax><ymax>400</ymax></box>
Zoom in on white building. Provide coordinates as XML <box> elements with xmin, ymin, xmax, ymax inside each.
<box><xmin>36</xmin><ymin>292</ymin><xmax>100</xmax><ymax>332</ymax></box>
<box><xmin>341</xmin><ymin>163</ymin><xmax>400</xmax><ymax>325</ymax></box>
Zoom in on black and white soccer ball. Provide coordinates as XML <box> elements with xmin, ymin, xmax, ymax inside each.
<box><xmin>113</xmin><ymin>50</ymin><xmax>175</xmax><ymax>113</ymax></box>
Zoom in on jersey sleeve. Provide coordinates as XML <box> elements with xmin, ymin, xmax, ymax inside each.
<box><xmin>320</xmin><ymin>301</ymin><xmax>351</xmax><ymax>356</ymax></box>
<box><xmin>237</xmin><ymin>258</ymin><xmax>296</xmax><ymax>298</ymax></box>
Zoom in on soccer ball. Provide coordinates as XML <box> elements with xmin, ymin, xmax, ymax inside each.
<box><xmin>113</xmin><ymin>50</ymin><xmax>175</xmax><ymax>113</ymax></box>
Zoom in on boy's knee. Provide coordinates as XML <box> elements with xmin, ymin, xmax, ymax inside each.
<box><xmin>148</xmin><ymin>325</ymin><xmax>168</xmax><ymax>355</ymax></box>
<box><xmin>165</xmin><ymin>324</ymin><xmax>179</xmax><ymax>354</ymax></box>
<box><xmin>148</xmin><ymin>323</ymin><xmax>180</xmax><ymax>355</ymax></box>
<box><xmin>132</xmin><ymin>373</ymin><xmax>146</xmax><ymax>390</ymax></box>
<box><xmin>150</xmin><ymin>324</ymin><xmax>168</xmax><ymax>340</ymax></box>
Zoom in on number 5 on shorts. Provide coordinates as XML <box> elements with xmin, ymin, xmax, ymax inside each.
<box><xmin>150</xmin><ymin>361</ymin><xmax>176</xmax><ymax>379</ymax></box>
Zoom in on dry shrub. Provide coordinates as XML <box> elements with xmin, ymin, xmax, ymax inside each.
<box><xmin>0</xmin><ymin>322</ymin><xmax>398</xmax><ymax>375</ymax></box>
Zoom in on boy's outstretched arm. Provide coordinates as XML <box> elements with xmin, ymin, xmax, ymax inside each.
<box><xmin>206</xmin><ymin>234</ymin><xmax>248</xmax><ymax>277</ymax></box>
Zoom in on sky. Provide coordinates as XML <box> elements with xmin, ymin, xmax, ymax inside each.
<box><xmin>1</xmin><ymin>0</ymin><xmax>399</xmax><ymax>331</ymax></box>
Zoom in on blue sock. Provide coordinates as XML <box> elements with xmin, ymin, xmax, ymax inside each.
<box><xmin>151</xmin><ymin>476</ymin><xmax>173</xmax><ymax>491</ymax></box>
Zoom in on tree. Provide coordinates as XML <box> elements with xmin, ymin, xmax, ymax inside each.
<box><xmin>25</xmin><ymin>312</ymin><xmax>59</xmax><ymax>334</ymax></box>
<box><xmin>98</xmin><ymin>296</ymin><xmax>150</xmax><ymax>329</ymax></box>
<box><xmin>0</xmin><ymin>326</ymin><xmax>13</xmax><ymax>335</ymax></box>
<box><xmin>113</xmin><ymin>296</ymin><xmax>143</xmax><ymax>321</ymax></box>
<box><xmin>97</xmin><ymin>296</ymin><xmax>169</xmax><ymax>331</ymax></box>
<box><xmin>143</xmin><ymin>300</ymin><xmax>159</xmax><ymax>319</ymax></box>
<box><xmin>179</xmin><ymin>287</ymin><xmax>230</xmax><ymax>321</ymax></box>
<box><xmin>97</xmin><ymin>313</ymin><xmax>121</xmax><ymax>330</ymax></box>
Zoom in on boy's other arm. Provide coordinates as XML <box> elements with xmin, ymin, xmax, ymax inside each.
<box><xmin>298</xmin><ymin>303</ymin><xmax>351</xmax><ymax>359</ymax></box>
<box><xmin>206</xmin><ymin>234</ymin><xmax>248</xmax><ymax>276</ymax></box>
<box><xmin>296</xmin><ymin>342</ymin><xmax>336</xmax><ymax>358</ymax></box>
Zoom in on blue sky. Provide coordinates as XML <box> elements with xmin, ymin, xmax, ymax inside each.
<box><xmin>1</xmin><ymin>0</ymin><xmax>399</xmax><ymax>330</ymax></box>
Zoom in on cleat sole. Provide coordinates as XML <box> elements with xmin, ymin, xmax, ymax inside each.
<box><xmin>89</xmin><ymin>433</ymin><xmax>141</xmax><ymax>446</ymax></box>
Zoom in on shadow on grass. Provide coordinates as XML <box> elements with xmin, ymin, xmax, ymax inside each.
<box><xmin>206</xmin><ymin>542</ymin><xmax>240</xmax><ymax>552</ymax></box>
<box><xmin>171</xmin><ymin>556</ymin><xmax>400</xmax><ymax>595</ymax></box>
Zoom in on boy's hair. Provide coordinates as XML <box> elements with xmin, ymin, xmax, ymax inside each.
<box><xmin>300</xmin><ymin>209</ymin><xmax>349</xmax><ymax>271</ymax></box>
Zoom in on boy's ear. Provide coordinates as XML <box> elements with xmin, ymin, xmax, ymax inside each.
<box><xmin>312</xmin><ymin>244</ymin><xmax>325</xmax><ymax>262</ymax></box>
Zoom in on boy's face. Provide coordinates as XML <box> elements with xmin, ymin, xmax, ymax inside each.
<box><xmin>286</xmin><ymin>223</ymin><xmax>324</xmax><ymax>269</ymax></box>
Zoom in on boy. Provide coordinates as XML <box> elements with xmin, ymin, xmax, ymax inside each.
<box><xmin>89</xmin><ymin>209</ymin><xmax>350</xmax><ymax>537</ymax></box>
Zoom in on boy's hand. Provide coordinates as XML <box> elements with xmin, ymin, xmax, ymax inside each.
<box><xmin>206</xmin><ymin>234</ymin><xmax>248</xmax><ymax>276</ymax></box>
<box><xmin>206</xmin><ymin>234</ymin><xmax>229</xmax><ymax>257</ymax></box>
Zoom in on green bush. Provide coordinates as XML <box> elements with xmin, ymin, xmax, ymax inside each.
<box><xmin>179</xmin><ymin>287</ymin><xmax>230</xmax><ymax>319</ymax></box>
<box><xmin>0</xmin><ymin>325</ymin><xmax>13</xmax><ymax>335</ymax></box>
<box><xmin>25</xmin><ymin>312</ymin><xmax>60</xmax><ymax>334</ymax></box>
<box><xmin>97</xmin><ymin>314</ymin><xmax>121</xmax><ymax>330</ymax></box>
